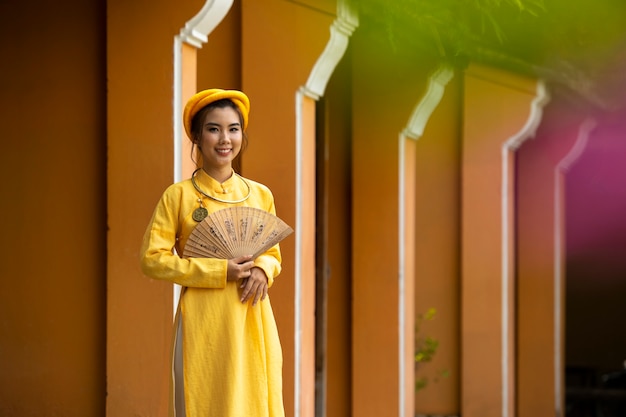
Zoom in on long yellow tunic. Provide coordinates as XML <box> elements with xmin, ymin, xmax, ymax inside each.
<box><xmin>140</xmin><ymin>169</ymin><xmax>285</xmax><ymax>417</ymax></box>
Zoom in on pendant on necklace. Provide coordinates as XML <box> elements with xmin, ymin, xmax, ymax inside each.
<box><xmin>192</xmin><ymin>197</ymin><xmax>208</xmax><ymax>222</ymax></box>
<box><xmin>193</xmin><ymin>207</ymin><xmax>208</xmax><ymax>222</ymax></box>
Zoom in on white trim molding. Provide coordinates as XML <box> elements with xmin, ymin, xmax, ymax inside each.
<box><xmin>553</xmin><ymin>117</ymin><xmax>596</xmax><ymax>416</ymax></box>
<box><xmin>172</xmin><ymin>0</ymin><xmax>234</xmax><ymax>316</ymax></box>
<box><xmin>398</xmin><ymin>133</ymin><xmax>407</xmax><ymax>417</ymax></box>
<box><xmin>403</xmin><ymin>64</ymin><xmax>455</xmax><ymax>140</ymax></box>
<box><xmin>293</xmin><ymin>88</ymin><xmax>305</xmax><ymax>417</ymax></box>
<box><xmin>301</xmin><ymin>1</ymin><xmax>358</xmax><ymax>100</ymax></box>
<box><xmin>397</xmin><ymin>64</ymin><xmax>454</xmax><ymax>417</ymax></box>
<box><xmin>500</xmin><ymin>80</ymin><xmax>550</xmax><ymax>417</ymax></box>
<box><xmin>502</xmin><ymin>81</ymin><xmax>550</xmax><ymax>151</ymax></box>
<box><xmin>179</xmin><ymin>0</ymin><xmax>234</xmax><ymax>48</ymax></box>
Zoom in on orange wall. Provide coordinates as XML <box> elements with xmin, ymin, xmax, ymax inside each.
<box><xmin>106</xmin><ymin>0</ymin><xmax>204</xmax><ymax>415</ymax></box>
<box><xmin>0</xmin><ymin>0</ymin><xmax>107</xmax><ymax>415</ymax></box>
<box><xmin>197</xmin><ymin>1</ymin><xmax>241</xmax><ymax>93</ymax></box>
<box><xmin>461</xmin><ymin>64</ymin><xmax>539</xmax><ymax>417</ymax></box>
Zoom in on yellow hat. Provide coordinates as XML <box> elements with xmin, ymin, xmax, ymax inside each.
<box><xmin>183</xmin><ymin>88</ymin><xmax>250</xmax><ymax>139</ymax></box>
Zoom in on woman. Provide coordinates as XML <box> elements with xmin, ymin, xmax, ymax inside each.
<box><xmin>140</xmin><ymin>89</ymin><xmax>285</xmax><ymax>417</ymax></box>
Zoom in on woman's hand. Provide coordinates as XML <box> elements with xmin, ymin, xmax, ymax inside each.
<box><xmin>239</xmin><ymin>267</ymin><xmax>268</xmax><ymax>306</ymax></box>
<box><xmin>226</xmin><ymin>255</ymin><xmax>255</xmax><ymax>282</ymax></box>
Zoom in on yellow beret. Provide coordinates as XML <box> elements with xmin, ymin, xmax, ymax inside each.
<box><xmin>183</xmin><ymin>88</ymin><xmax>250</xmax><ymax>139</ymax></box>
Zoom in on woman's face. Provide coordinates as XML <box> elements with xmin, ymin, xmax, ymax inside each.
<box><xmin>196</xmin><ymin>106</ymin><xmax>243</xmax><ymax>172</ymax></box>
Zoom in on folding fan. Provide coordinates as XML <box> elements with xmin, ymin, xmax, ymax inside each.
<box><xmin>183</xmin><ymin>206</ymin><xmax>293</xmax><ymax>260</ymax></box>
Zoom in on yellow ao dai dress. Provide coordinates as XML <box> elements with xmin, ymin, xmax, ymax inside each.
<box><xmin>140</xmin><ymin>169</ymin><xmax>285</xmax><ymax>417</ymax></box>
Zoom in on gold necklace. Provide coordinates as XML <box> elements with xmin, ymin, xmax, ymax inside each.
<box><xmin>190</xmin><ymin>168</ymin><xmax>251</xmax><ymax>221</ymax></box>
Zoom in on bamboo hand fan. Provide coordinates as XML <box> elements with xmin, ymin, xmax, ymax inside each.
<box><xmin>183</xmin><ymin>206</ymin><xmax>293</xmax><ymax>260</ymax></box>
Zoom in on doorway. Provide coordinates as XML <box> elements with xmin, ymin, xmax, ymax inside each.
<box><xmin>313</xmin><ymin>49</ymin><xmax>353</xmax><ymax>417</ymax></box>
<box><xmin>564</xmin><ymin>114</ymin><xmax>626</xmax><ymax>417</ymax></box>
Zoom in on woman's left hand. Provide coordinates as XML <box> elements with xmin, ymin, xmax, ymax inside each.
<box><xmin>239</xmin><ymin>267</ymin><xmax>268</xmax><ymax>306</ymax></box>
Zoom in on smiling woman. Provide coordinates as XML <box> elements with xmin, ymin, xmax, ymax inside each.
<box><xmin>184</xmin><ymin>89</ymin><xmax>250</xmax><ymax>181</ymax></box>
<box><xmin>140</xmin><ymin>89</ymin><xmax>286</xmax><ymax>417</ymax></box>
<box><xmin>191</xmin><ymin>102</ymin><xmax>244</xmax><ymax>182</ymax></box>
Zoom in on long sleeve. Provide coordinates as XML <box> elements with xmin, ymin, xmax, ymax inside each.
<box><xmin>140</xmin><ymin>185</ymin><xmax>228</xmax><ymax>288</ymax></box>
<box><xmin>252</xmin><ymin>193</ymin><xmax>282</xmax><ymax>287</ymax></box>
<box><xmin>255</xmin><ymin>252</ymin><xmax>281</xmax><ymax>287</ymax></box>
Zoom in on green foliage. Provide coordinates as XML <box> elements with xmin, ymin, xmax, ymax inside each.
<box><xmin>414</xmin><ymin>307</ymin><xmax>450</xmax><ymax>392</ymax></box>
<box><xmin>414</xmin><ymin>336</ymin><xmax>438</xmax><ymax>363</ymax></box>
<box><xmin>357</xmin><ymin>0</ymin><xmax>546</xmax><ymax>60</ymax></box>
<box><xmin>357</xmin><ymin>0</ymin><xmax>626</xmax><ymax>109</ymax></box>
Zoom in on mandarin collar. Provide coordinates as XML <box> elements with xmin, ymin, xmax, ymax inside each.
<box><xmin>195</xmin><ymin>168</ymin><xmax>237</xmax><ymax>194</ymax></box>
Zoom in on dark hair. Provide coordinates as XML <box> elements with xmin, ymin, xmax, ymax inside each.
<box><xmin>189</xmin><ymin>98</ymin><xmax>249</xmax><ymax>167</ymax></box>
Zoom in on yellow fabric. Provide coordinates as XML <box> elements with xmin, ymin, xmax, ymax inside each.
<box><xmin>183</xmin><ymin>89</ymin><xmax>251</xmax><ymax>139</ymax></box>
<box><xmin>140</xmin><ymin>169</ymin><xmax>284</xmax><ymax>417</ymax></box>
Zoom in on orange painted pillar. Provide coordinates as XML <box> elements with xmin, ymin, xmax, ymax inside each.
<box><xmin>461</xmin><ymin>64</ymin><xmax>544</xmax><ymax>417</ymax></box>
<box><xmin>351</xmin><ymin>103</ymin><xmax>402</xmax><ymax>417</ymax></box>
<box><xmin>240</xmin><ymin>1</ymin><xmax>336</xmax><ymax>416</ymax></box>
<box><xmin>350</xmin><ymin>41</ymin><xmax>430</xmax><ymax>417</ymax></box>
<box><xmin>413</xmin><ymin>74</ymin><xmax>462</xmax><ymax>415</ymax></box>
<box><xmin>401</xmin><ymin>136</ymin><xmax>417</xmax><ymax>417</ymax></box>
<box><xmin>0</xmin><ymin>1</ymin><xmax>106</xmax><ymax>415</ymax></box>
<box><xmin>107</xmin><ymin>1</ymin><xmax>230</xmax><ymax>415</ymax></box>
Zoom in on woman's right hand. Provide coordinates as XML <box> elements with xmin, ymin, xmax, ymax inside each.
<box><xmin>226</xmin><ymin>255</ymin><xmax>254</xmax><ymax>282</ymax></box>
